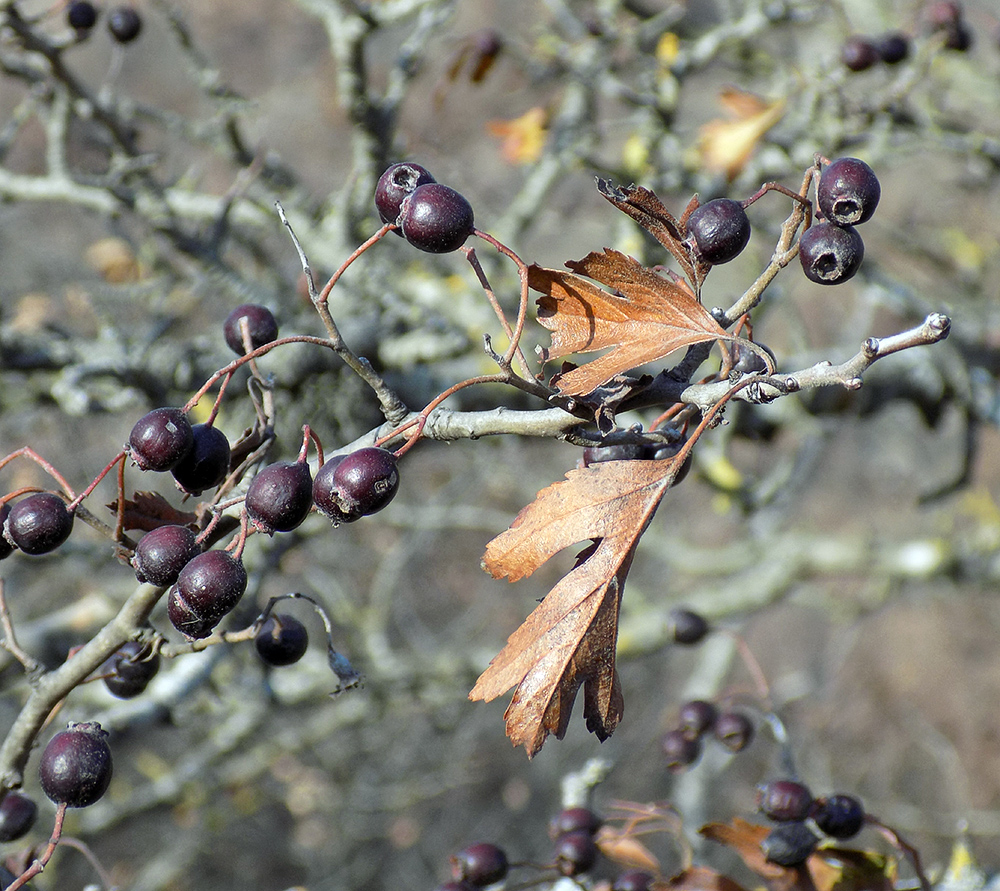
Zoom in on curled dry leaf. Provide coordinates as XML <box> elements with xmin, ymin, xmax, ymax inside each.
<box><xmin>652</xmin><ymin>866</ymin><xmax>750</xmax><ymax>891</ymax></box>
<box><xmin>596</xmin><ymin>824</ymin><xmax>661</xmax><ymax>873</ymax></box>
<box><xmin>108</xmin><ymin>491</ymin><xmax>198</xmax><ymax>532</ymax></box>
<box><xmin>697</xmin><ymin>88</ymin><xmax>785</xmax><ymax>182</ymax></box>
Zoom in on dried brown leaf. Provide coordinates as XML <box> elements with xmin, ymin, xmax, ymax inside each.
<box><xmin>108</xmin><ymin>491</ymin><xmax>198</xmax><ymax>532</ymax></box>
<box><xmin>596</xmin><ymin>825</ymin><xmax>661</xmax><ymax>873</ymax></box>
<box><xmin>653</xmin><ymin>866</ymin><xmax>750</xmax><ymax>891</ymax></box>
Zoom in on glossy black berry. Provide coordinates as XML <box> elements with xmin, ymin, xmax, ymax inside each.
<box><xmin>67</xmin><ymin>0</ymin><xmax>98</xmax><ymax>30</ymax></box>
<box><xmin>757</xmin><ymin>779</ymin><xmax>814</xmax><ymax>822</ymax></box>
<box><xmin>818</xmin><ymin>158</ymin><xmax>881</xmax><ymax>226</ymax></box>
<box><xmin>549</xmin><ymin>806</ymin><xmax>602</xmax><ymax>839</ymax></box>
<box><xmin>101</xmin><ymin>641</ymin><xmax>161</xmax><ymax>698</ymax></box>
<box><xmin>942</xmin><ymin>21</ymin><xmax>972</xmax><ymax>51</ymax></box>
<box><xmin>686</xmin><ymin>198</ymin><xmax>751</xmax><ymax>265</ymax></box>
<box><xmin>375</xmin><ymin>162</ymin><xmax>436</xmax><ymax>228</ymax></box>
<box><xmin>582</xmin><ymin>444</ymin><xmax>646</xmax><ymax>464</ymax></box>
<box><xmin>171</xmin><ymin>424</ymin><xmax>231</xmax><ymax>494</ymax></box>
<box><xmin>107</xmin><ymin>6</ymin><xmax>142</xmax><ymax>43</ymax></box>
<box><xmin>668</xmin><ymin>607</ymin><xmax>710</xmax><ymax>645</ymax></box>
<box><xmin>760</xmin><ymin>820</ymin><xmax>819</xmax><ymax>867</ymax></box>
<box><xmin>0</xmin><ymin>504</ymin><xmax>15</xmax><ymax>560</ymax></box>
<box><xmin>128</xmin><ymin>407</ymin><xmax>194</xmax><ymax>472</ymax></box>
<box><xmin>38</xmin><ymin>722</ymin><xmax>113</xmax><ymax>808</ymax></box>
<box><xmin>876</xmin><ymin>32</ymin><xmax>910</xmax><ymax>63</ymax></box>
<box><xmin>799</xmin><ymin>222</ymin><xmax>864</xmax><ymax>285</ymax></box>
<box><xmin>841</xmin><ymin>36</ymin><xmax>880</xmax><ymax>71</ymax></box>
<box><xmin>613</xmin><ymin>871</ymin><xmax>655</xmax><ymax>891</ymax></box>
<box><xmin>245</xmin><ymin>461</ymin><xmax>313</xmax><ymax>535</ymax></box>
<box><xmin>450</xmin><ymin>842</ymin><xmax>509</xmax><ymax>887</ymax></box>
<box><xmin>399</xmin><ymin>183</ymin><xmax>475</xmax><ymax>253</ymax></box>
<box><xmin>676</xmin><ymin>700</ymin><xmax>718</xmax><ymax>740</ymax></box>
<box><xmin>0</xmin><ymin>791</ymin><xmax>37</xmax><ymax>842</ymax></box>
<box><xmin>313</xmin><ymin>448</ymin><xmax>399</xmax><ymax>523</ymax></box>
<box><xmin>811</xmin><ymin>794</ymin><xmax>865</xmax><ymax>839</ymax></box>
<box><xmin>255</xmin><ymin>614</ymin><xmax>309</xmax><ymax>666</ymax></box>
<box><xmin>168</xmin><ymin>550</ymin><xmax>247</xmax><ymax>639</ymax></box>
<box><xmin>223</xmin><ymin>304</ymin><xmax>279</xmax><ymax>355</ymax></box>
<box><xmin>3</xmin><ymin>493</ymin><xmax>74</xmax><ymax>556</ymax></box>
<box><xmin>713</xmin><ymin>711</ymin><xmax>754</xmax><ymax>752</ymax></box>
<box><xmin>554</xmin><ymin>830</ymin><xmax>600</xmax><ymax>876</ymax></box>
<box><xmin>661</xmin><ymin>729</ymin><xmax>702</xmax><ymax>772</ymax></box>
<box><xmin>132</xmin><ymin>524</ymin><xmax>201</xmax><ymax>586</ymax></box>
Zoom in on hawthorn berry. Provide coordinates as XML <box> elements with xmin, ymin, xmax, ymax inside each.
<box><xmin>841</xmin><ymin>36</ymin><xmax>880</xmax><ymax>71</ymax></box>
<box><xmin>876</xmin><ymin>32</ymin><xmax>910</xmax><ymax>64</ymax></box>
<box><xmin>0</xmin><ymin>791</ymin><xmax>37</xmax><ymax>842</ymax></box>
<box><xmin>107</xmin><ymin>6</ymin><xmax>142</xmax><ymax>43</ymax></box>
<box><xmin>549</xmin><ymin>806</ymin><xmax>602</xmax><ymax>839</ymax></box>
<box><xmin>450</xmin><ymin>842</ymin><xmax>509</xmax><ymax>887</ymax></box>
<box><xmin>686</xmin><ymin>198</ymin><xmax>751</xmax><ymax>265</ymax></box>
<box><xmin>399</xmin><ymin>183</ymin><xmax>475</xmax><ymax>253</ymax></box>
<box><xmin>254</xmin><ymin>614</ymin><xmax>309</xmax><ymax>666</ymax></box>
<box><xmin>313</xmin><ymin>448</ymin><xmax>399</xmax><ymax>523</ymax></box>
<box><xmin>101</xmin><ymin>641</ymin><xmax>161</xmax><ymax>698</ymax></box>
<box><xmin>582</xmin><ymin>444</ymin><xmax>646</xmax><ymax>464</ymax></box>
<box><xmin>799</xmin><ymin>222</ymin><xmax>864</xmax><ymax>285</ymax></box>
<box><xmin>811</xmin><ymin>793</ymin><xmax>865</xmax><ymax>839</ymax></box>
<box><xmin>760</xmin><ymin>820</ymin><xmax>819</xmax><ymax>867</ymax></box>
<box><xmin>168</xmin><ymin>550</ymin><xmax>247</xmax><ymax>639</ymax></box>
<box><xmin>3</xmin><ymin>493</ymin><xmax>74</xmax><ymax>556</ymax></box>
<box><xmin>554</xmin><ymin>830</ymin><xmax>600</xmax><ymax>876</ymax></box>
<box><xmin>171</xmin><ymin>423</ymin><xmax>231</xmax><ymax>494</ymax></box>
<box><xmin>668</xmin><ymin>607</ymin><xmax>710</xmax><ymax>645</ymax></box>
<box><xmin>713</xmin><ymin>711</ymin><xmax>754</xmax><ymax>752</ymax></box>
<box><xmin>613</xmin><ymin>871</ymin><xmax>655</xmax><ymax>891</ymax></box>
<box><xmin>128</xmin><ymin>407</ymin><xmax>194</xmax><ymax>472</ymax></box>
<box><xmin>818</xmin><ymin>158</ymin><xmax>881</xmax><ymax>226</ymax></box>
<box><xmin>676</xmin><ymin>699</ymin><xmax>718</xmax><ymax>740</ymax></box>
<box><xmin>38</xmin><ymin>722</ymin><xmax>113</xmax><ymax>808</ymax></box>
<box><xmin>245</xmin><ymin>460</ymin><xmax>313</xmax><ymax>534</ymax></box>
<box><xmin>67</xmin><ymin>0</ymin><xmax>98</xmax><ymax>31</ymax></box>
<box><xmin>661</xmin><ymin>729</ymin><xmax>701</xmax><ymax>772</ymax></box>
<box><xmin>223</xmin><ymin>304</ymin><xmax>279</xmax><ymax>355</ymax></box>
<box><xmin>375</xmin><ymin>162</ymin><xmax>436</xmax><ymax>227</ymax></box>
<box><xmin>132</xmin><ymin>524</ymin><xmax>201</xmax><ymax>586</ymax></box>
<box><xmin>756</xmin><ymin>779</ymin><xmax>814</xmax><ymax>822</ymax></box>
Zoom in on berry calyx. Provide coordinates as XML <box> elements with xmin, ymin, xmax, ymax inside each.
<box><xmin>761</xmin><ymin>821</ymin><xmax>819</xmax><ymax>867</ymax></box>
<box><xmin>375</xmin><ymin>162</ymin><xmax>436</xmax><ymax>227</ymax></box>
<box><xmin>313</xmin><ymin>448</ymin><xmax>399</xmax><ymax>523</ymax></box>
<box><xmin>0</xmin><ymin>791</ymin><xmax>37</xmax><ymax>842</ymax></box>
<box><xmin>450</xmin><ymin>842</ymin><xmax>509</xmax><ymax>887</ymax></box>
<box><xmin>170</xmin><ymin>423</ymin><xmax>231</xmax><ymax>494</ymax></box>
<box><xmin>223</xmin><ymin>304</ymin><xmax>279</xmax><ymax>355</ymax></box>
<box><xmin>107</xmin><ymin>6</ymin><xmax>142</xmax><ymax>43</ymax></box>
<box><xmin>818</xmin><ymin>158</ymin><xmax>881</xmax><ymax>226</ymax></box>
<box><xmin>811</xmin><ymin>793</ymin><xmax>865</xmax><ymax>839</ymax></box>
<box><xmin>38</xmin><ymin>722</ymin><xmax>113</xmax><ymax>808</ymax></box>
<box><xmin>101</xmin><ymin>641</ymin><xmax>161</xmax><ymax>699</ymax></box>
<box><xmin>661</xmin><ymin>729</ymin><xmax>702</xmax><ymax>772</ymax></box>
<box><xmin>128</xmin><ymin>407</ymin><xmax>194</xmax><ymax>472</ymax></box>
<box><xmin>686</xmin><ymin>198</ymin><xmax>751</xmax><ymax>265</ymax></box>
<box><xmin>245</xmin><ymin>461</ymin><xmax>313</xmax><ymax>534</ymax></box>
<box><xmin>132</xmin><ymin>524</ymin><xmax>201</xmax><ymax>586</ymax></box>
<box><xmin>399</xmin><ymin>183</ymin><xmax>475</xmax><ymax>253</ymax></box>
<box><xmin>3</xmin><ymin>493</ymin><xmax>74</xmax><ymax>556</ymax></box>
<box><xmin>799</xmin><ymin>222</ymin><xmax>864</xmax><ymax>285</ymax></box>
<box><xmin>553</xmin><ymin>830</ymin><xmax>600</xmax><ymax>876</ymax></box>
<box><xmin>713</xmin><ymin>711</ymin><xmax>754</xmax><ymax>752</ymax></box>
<box><xmin>254</xmin><ymin>614</ymin><xmax>309</xmax><ymax>666</ymax></box>
<box><xmin>676</xmin><ymin>699</ymin><xmax>718</xmax><ymax>740</ymax></box>
<box><xmin>67</xmin><ymin>0</ymin><xmax>98</xmax><ymax>31</ymax></box>
<box><xmin>168</xmin><ymin>550</ymin><xmax>247</xmax><ymax>639</ymax></box>
<box><xmin>756</xmin><ymin>779</ymin><xmax>815</xmax><ymax>822</ymax></box>
<box><xmin>549</xmin><ymin>806</ymin><xmax>602</xmax><ymax>839</ymax></box>
<box><xmin>668</xmin><ymin>607</ymin><xmax>710</xmax><ymax>645</ymax></box>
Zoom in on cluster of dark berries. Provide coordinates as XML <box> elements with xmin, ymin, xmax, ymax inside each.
<box><xmin>1</xmin><ymin>493</ymin><xmax>75</xmax><ymax>558</ymax></box>
<box><xmin>375</xmin><ymin>162</ymin><xmax>475</xmax><ymax>253</ymax></box>
<box><xmin>67</xmin><ymin>1</ymin><xmax>143</xmax><ymax>43</ymax></box>
<box><xmin>548</xmin><ymin>806</ymin><xmax>602</xmax><ymax>877</ymax></box>
<box><xmin>800</xmin><ymin>157</ymin><xmax>880</xmax><ymax>286</ymax></box>
<box><xmin>661</xmin><ymin>699</ymin><xmax>754</xmax><ymax>771</ymax></box>
<box><xmin>841</xmin><ymin>32</ymin><xmax>910</xmax><ymax>71</ymax></box>
<box><xmin>685</xmin><ymin>197</ymin><xmax>752</xmax><ymax>266</ymax></box>
<box><xmin>756</xmin><ymin>778</ymin><xmax>866</xmax><ymax>866</ymax></box>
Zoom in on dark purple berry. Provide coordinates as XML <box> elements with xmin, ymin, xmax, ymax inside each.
<box><xmin>399</xmin><ymin>183</ymin><xmax>475</xmax><ymax>253</ymax></box>
<box><xmin>254</xmin><ymin>614</ymin><xmax>309</xmax><ymax>666</ymax></box>
<box><xmin>223</xmin><ymin>304</ymin><xmax>279</xmax><ymax>355</ymax></box>
<box><xmin>661</xmin><ymin>729</ymin><xmax>702</xmax><ymax>772</ymax></box>
<box><xmin>450</xmin><ymin>842</ymin><xmax>509</xmax><ymax>887</ymax></box>
<box><xmin>942</xmin><ymin>21</ymin><xmax>972</xmax><ymax>50</ymax></box>
<box><xmin>760</xmin><ymin>820</ymin><xmax>819</xmax><ymax>867</ymax></box>
<box><xmin>0</xmin><ymin>504</ymin><xmax>14</xmax><ymax>560</ymax></box>
<box><xmin>926</xmin><ymin>1</ymin><xmax>962</xmax><ymax>30</ymax></box>
<box><xmin>132</xmin><ymin>524</ymin><xmax>201</xmax><ymax>586</ymax></box>
<box><xmin>168</xmin><ymin>550</ymin><xmax>247</xmax><ymax>639</ymax></box>
<box><xmin>101</xmin><ymin>641</ymin><xmax>160</xmax><ymax>699</ymax></box>
<box><xmin>713</xmin><ymin>711</ymin><xmax>754</xmax><ymax>752</ymax></box>
<box><xmin>756</xmin><ymin>779</ymin><xmax>815</xmax><ymax>822</ymax></box>
<box><xmin>128</xmin><ymin>407</ymin><xmax>193</xmax><ymax>472</ymax></box>
<box><xmin>582</xmin><ymin>444</ymin><xmax>646</xmax><ymax>464</ymax></box>
<box><xmin>841</xmin><ymin>36</ymin><xmax>880</xmax><ymax>71</ymax></box>
<box><xmin>811</xmin><ymin>794</ymin><xmax>865</xmax><ymax>839</ymax></box>
<box><xmin>375</xmin><ymin>162</ymin><xmax>436</xmax><ymax>229</ymax></box>
<box><xmin>686</xmin><ymin>198</ymin><xmax>751</xmax><ymax>265</ymax></box>
<box><xmin>313</xmin><ymin>448</ymin><xmax>399</xmax><ymax>523</ymax></box>
<box><xmin>245</xmin><ymin>461</ymin><xmax>313</xmax><ymax>535</ymax></box>
<box><xmin>676</xmin><ymin>700</ymin><xmax>718</xmax><ymax>740</ymax></box>
<box><xmin>818</xmin><ymin>158</ymin><xmax>881</xmax><ymax>226</ymax></box>
<box><xmin>549</xmin><ymin>806</ymin><xmax>602</xmax><ymax>839</ymax></box>
<box><xmin>613</xmin><ymin>871</ymin><xmax>655</xmax><ymax>891</ymax></box>
<box><xmin>435</xmin><ymin>884</ymin><xmax>477</xmax><ymax>891</ymax></box>
<box><xmin>668</xmin><ymin>607</ymin><xmax>710</xmax><ymax>645</ymax></box>
<box><xmin>799</xmin><ymin>222</ymin><xmax>864</xmax><ymax>285</ymax></box>
<box><xmin>3</xmin><ymin>493</ymin><xmax>74</xmax><ymax>556</ymax></box>
<box><xmin>876</xmin><ymin>32</ymin><xmax>910</xmax><ymax>63</ymax></box>
<box><xmin>553</xmin><ymin>830</ymin><xmax>600</xmax><ymax>876</ymax></box>
<box><xmin>171</xmin><ymin>424</ymin><xmax>231</xmax><ymax>494</ymax></box>
<box><xmin>38</xmin><ymin>722</ymin><xmax>113</xmax><ymax>808</ymax></box>
<box><xmin>107</xmin><ymin>6</ymin><xmax>142</xmax><ymax>43</ymax></box>
<box><xmin>0</xmin><ymin>791</ymin><xmax>37</xmax><ymax>842</ymax></box>
<box><xmin>67</xmin><ymin>0</ymin><xmax>98</xmax><ymax>30</ymax></box>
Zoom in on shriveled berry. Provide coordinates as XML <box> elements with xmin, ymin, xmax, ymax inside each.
<box><xmin>761</xmin><ymin>820</ymin><xmax>819</xmax><ymax>867</ymax></box>
<box><xmin>375</xmin><ymin>162</ymin><xmax>436</xmax><ymax>228</ymax></box>
<box><xmin>223</xmin><ymin>304</ymin><xmax>279</xmax><ymax>355</ymax></box>
<box><xmin>549</xmin><ymin>806</ymin><xmax>602</xmax><ymax>839</ymax></box>
<box><xmin>255</xmin><ymin>614</ymin><xmax>309</xmax><ymax>666</ymax></box>
<box><xmin>0</xmin><ymin>791</ymin><xmax>37</xmax><ymax>842</ymax></box>
<box><xmin>168</xmin><ymin>550</ymin><xmax>247</xmax><ymax>639</ymax></box>
<box><xmin>668</xmin><ymin>607</ymin><xmax>710</xmax><ymax>645</ymax></box>
<box><xmin>554</xmin><ymin>830</ymin><xmax>600</xmax><ymax>876</ymax></box>
<box><xmin>245</xmin><ymin>461</ymin><xmax>313</xmax><ymax>534</ymax></box>
<box><xmin>450</xmin><ymin>842</ymin><xmax>509</xmax><ymax>887</ymax></box>
<box><xmin>686</xmin><ymin>198</ymin><xmax>751</xmax><ymax>265</ymax></box>
<box><xmin>613</xmin><ymin>871</ymin><xmax>655</xmax><ymax>891</ymax></box>
<box><xmin>101</xmin><ymin>641</ymin><xmax>160</xmax><ymax>699</ymax></box>
<box><xmin>811</xmin><ymin>793</ymin><xmax>865</xmax><ymax>839</ymax></box>
<box><xmin>313</xmin><ymin>448</ymin><xmax>399</xmax><ymax>523</ymax></box>
<box><xmin>171</xmin><ymin>424</ymin><xmax>231</xmax><ymax>494</ymax></box>
<box><xmin>107</xmin><ymin>6</ymin><xmax>142</xmax><ymax>43</ymax></box>
<box><xmin>661</xmin><ymin>729</ymin><xmax>701</xmax><ymax>772</ymax></box>
<box><xmin>799</xmin><ymin>222</ymin><xmax>864</xmax><ymax>285</ymax></box>
<box><xmin>3</xmin><ymin>493</ymin><xmax>74</xmax><ymax>556</ymax></box>
<box><xmin>757</xmin><ymin>779</ymin><xmax>814</xmax><ymax>822</ymax></box>
<box><xmin>128</xmin><ymin>407</ymin><xmax>193</xmax><ymax>472</ymax></box>
<box><xmin>818</xmin><ymin>158</ymin><xmax>881</xmax><ymax>226</ymax></box>
<box><xmin>132</xmin><ymin>524</ymin><xmax>201</xmax><ymax>586</ymax></box>
<box><xmin>67</xmin><ymin>0</ymin><xmax>98</xmax><ymax>30</ymax></box>
<box><xmin>841</xmin><ymin>36</ymin><xmax>879</xmax><ymax>71</ymax></box>
<box><xmin>714</xmin><ymin>711</ymin><xmax>754</xmax><ymax>752</ymax></box>
<box><xmin>38</xmin><ymin>722</ymin><xmax>113</xmax><ymax>808</ymax></box>
<box><xmin>677</xmin><ymin>700</ymin><xmax>718</xmax><ymax>740</ymax></box>
<box><xmin>399</xmin><ymin>183</ymin><xmax>475</xmax><ymax>253</ymax></box>
<box><xmin>582</xmin><ymin>444</ymin><xmax>646</xmax><ymax>464</ymax></box>
<box><xmin>876</xmin><ymin>32</ymin><xmax>910</xmax><ymax>63</ymax></box>
<box><xmin>0</xmin><ymin>504</ymin><xmax>15</xmax><ymax>560</ymax></box>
